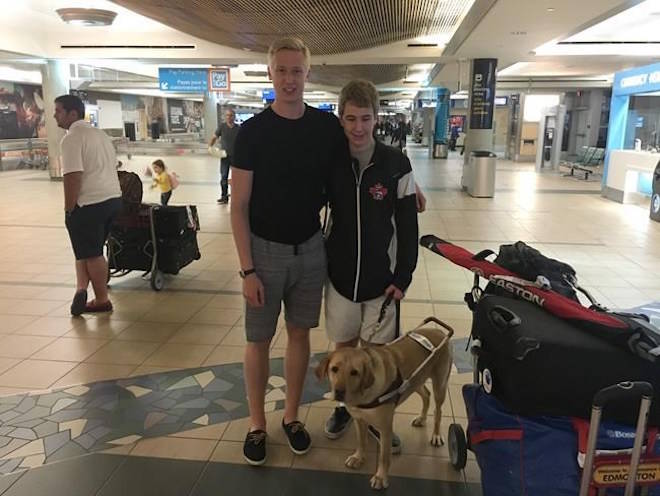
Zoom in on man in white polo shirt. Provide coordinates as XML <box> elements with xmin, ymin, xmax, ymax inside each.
<box><xmin>54</xmin><ymin>94</ymin><xmax>122</xmax><ymax>316</ymax></box>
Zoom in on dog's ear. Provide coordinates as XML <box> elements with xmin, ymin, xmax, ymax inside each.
<box><xmin>315</xmin><ymin>355</ymin><xmax>330</xmax><ymax>380</ymax></box>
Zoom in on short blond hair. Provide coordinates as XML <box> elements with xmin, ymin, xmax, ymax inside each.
<box><xmin>339</xmin><ymin>79</ymin><xmax>379</xmax><ymax>117</ymax></box>
<box><xmin>267</xmin><ymin>37</ymin><xmax>311</xmax><ymax>69</ymax></box>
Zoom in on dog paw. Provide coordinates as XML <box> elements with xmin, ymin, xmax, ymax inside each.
<box><xmin>345</xmin><ymin>454</ymin><xmax>365</xmax><ymax>469</ymax></box>
<box><xmin>430</xmin><ymin>434</ymin><xmax>445</xmax><ymax>447</ymax></box>
<box><xmin>370</xmin><ymin>474</ymin><xmax>389</xmax><ymax>490</ymax></box>
<box><xmin>411</xmin><ymin>416</ymin><xmax>426</xmax><ymax>427</ymax></box>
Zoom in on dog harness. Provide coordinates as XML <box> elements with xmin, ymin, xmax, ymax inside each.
<box><xmin>357</xmin><ymin>332</ymin><xmax>440</xmax><ymax>409</ymax></box>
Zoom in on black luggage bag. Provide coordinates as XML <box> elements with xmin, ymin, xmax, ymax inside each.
<box><xmin>153</xmin><ymin>205</ymin><xmax>201</xmax><ymax>274</ymax></box>
<box><xmin>473</xmin><ymin>293</ymin><xmax>660</xmax><ymax>425</ymax></box>
<box><xmin>107</xmin><ymin>226</ymin><xmax>153</xmax><ymax>272</ymax></box>
<box><xmin>157</xmin><ymin>231</ymin><xmax>200</xmax><ymax>275</ymax></box>
<box><xmin>153</xmin><ymin>205</ymin><xmax>199</xmax><ymax>238</ymax></box>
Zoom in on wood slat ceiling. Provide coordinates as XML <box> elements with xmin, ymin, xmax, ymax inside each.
<box><xmin>110</xmin><ymin>0</ymin><xmax>472</xmax><ymax>55</ymax></box>
<box><xmin>309</xmin><ymin>64</ymin><xmax>407</xmax><ymax>86</ymax></box>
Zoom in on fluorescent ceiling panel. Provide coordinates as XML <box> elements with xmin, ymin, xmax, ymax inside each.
<box><xmin>535</xmin><ymin>0</ymin><xmax>660</xmax><ymax>56</ymax></box>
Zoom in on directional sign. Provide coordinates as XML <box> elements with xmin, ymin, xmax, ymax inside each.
<box><xmin>158</xmin><ymin>68</ymin><xmax>208</xmax><ymax>93</ymax></box>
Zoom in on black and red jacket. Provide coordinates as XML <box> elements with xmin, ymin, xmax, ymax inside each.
<box><xmin>326</xmin><ymin>140</ymin><xmax>418</xmax><ymax>302</ymax></box>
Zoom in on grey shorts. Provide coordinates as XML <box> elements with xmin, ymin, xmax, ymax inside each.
<box><xmin>245</xmin><ymin>231</ymin><xmax>326</xmax><ymax>342</ymax></box>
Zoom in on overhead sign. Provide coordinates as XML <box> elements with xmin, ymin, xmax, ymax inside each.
<box><xmin>209</xmin><ymin>68</ymin><xmax>230</xmax><ymax>92</ymax></box>
<box><xmin>159</xmin><ymin>68</ymin><xmax>208</xmax><ymax>93</ymax></box>
<box><xmin>613</xmin><ymin>62</ymin><xmax>660</xmax><ymax>97</ymax></box>
<box><xmin>469</xmin><ymin>58</ymin><xmax>498</xmax><ymax>130</ymax></box>
<box><xmin>262</xmin><ymin>89</ymin><xmax>275</xmax><ymax>103</ymax></box>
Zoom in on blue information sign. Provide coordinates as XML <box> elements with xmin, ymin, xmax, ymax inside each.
<box><xmin>159</xmin><ymin>68</ymin><xmax>208</xmax><ymax>93</ymax></box>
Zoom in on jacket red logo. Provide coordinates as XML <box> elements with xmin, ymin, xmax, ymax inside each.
<box><xmin>369</xmin><ymin>183</ymin><xmax>388</xmax><ymax>200</ymax></box>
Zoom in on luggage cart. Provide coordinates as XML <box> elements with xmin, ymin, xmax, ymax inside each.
<box><xmin>107</xmin><ymin>172</ymin><xmax>200</xmax><ymax>291</ymax></box>
<box><xmin>418</xmin><ymin>236</ymin><xmax>660</xmax><ymax>495</ymax></box>
<box><xmin>107</xmin><ymin>203</ymin><xmax>164</xmax><ymax>291</ymax></box>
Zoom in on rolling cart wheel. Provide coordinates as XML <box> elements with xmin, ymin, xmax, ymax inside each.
<box><xmin>448</xmin><ymin>423</ymin><xmax>468</xmax><ymax>470</ymax></box>
<box><xmin>150</xmin><ymin>270</ymin><xmax>164</xmax><ymax>291</ymax></box>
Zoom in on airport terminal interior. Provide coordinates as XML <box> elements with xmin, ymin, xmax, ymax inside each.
<box><xmin>0</xmin><ymin>1</ymin><xmax>660</xmax><ymax>495</ymax></box>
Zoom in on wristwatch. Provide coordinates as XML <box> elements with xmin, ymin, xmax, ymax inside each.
<box><xmin>239</xmin><ymin>268</ymin><xmax>256</xmax><ymax>279</ymax></box>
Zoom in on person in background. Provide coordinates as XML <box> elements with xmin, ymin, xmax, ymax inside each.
<box><xmin>55</xmin><ymin>94</ymin><xmax>122</xmax><ymax>315</ymax></box>
<box><xmin>323</xmin><ymin>79</ymin><xmax>419</xmax><ymax>454</ymax></box>
<box><xmin>150</xmin><ymin>159</ymin><xmax>172</xmax><ymax>206</ymax></box>
<box><xmin>391</xmin><ymin>118</ymin><xmax>407</xmax><ymax>151</ymax></box>
<box><xmin>209</xmin><ymin>108</ymin><xmax>240</xmax><ymax>204</ymax></box>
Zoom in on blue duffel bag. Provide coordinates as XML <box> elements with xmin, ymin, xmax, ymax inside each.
<box><xmin>464</xmin><ymin>384</ymin><xmax>660</xmax><ymax>496</ymax></box>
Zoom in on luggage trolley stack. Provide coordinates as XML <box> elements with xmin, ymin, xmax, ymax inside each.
<box><xmin>420</xmin><ymin>234</ymin><xmax>660</xmax><ymax>495</ymax></box>
<box><xmin>107</xmin><ymin>171</ymin><xmax>201</xmax><ymax>291</ymax></box>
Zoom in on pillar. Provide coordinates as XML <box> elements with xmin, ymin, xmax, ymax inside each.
<box><xmin>40</xmin><ymin>60</ymin><xmax>70</xmax><ymax>179</ymax></box>
<box><xmin>203</xmin><ymin>92</ymin><xmax>218</xmax><ymax>142</ymax></box>
<box><xmin>434</xmin><ymin>88</ymin><xmax>450</xmax><ymax>145</ymax></box>
<box><xmin>464</xmin><ymin>58</ymin><xmax>498</xmax><ymax>164</ymax></box>
<box><xmin>602</xmin><ymin>94</ymin><xmax>630</xmax><ymax>187</ymax></box>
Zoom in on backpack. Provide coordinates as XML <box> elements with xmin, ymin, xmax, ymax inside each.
<box><xmin>168</xmin><ymin>172</ymin><xmax>179</xmax><ymax>190</ymax></box>
<box><xmin>494</xmin><ymin>241</ymin><xmax>578</xmax><ymax>300</ymax></box>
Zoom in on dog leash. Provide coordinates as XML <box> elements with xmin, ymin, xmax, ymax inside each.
<box><xmin>364</xmin><ymin>293</ymin><xmax>394</xmax><ymax>345</ymax></box>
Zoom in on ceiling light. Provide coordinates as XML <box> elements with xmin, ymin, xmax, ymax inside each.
<box><xmin>56</xmin><ymin>8</ymin><xmax>117</xmax><ymax>27</ymax></box>
<box><xmin>546</xmin><ymin>7</ymin><xmax>555</xmax><ymax>12</ymax></box>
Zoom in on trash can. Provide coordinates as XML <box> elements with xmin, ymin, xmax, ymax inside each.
<box><xmin>433</xmin><ymin>143</ymin><xmax>448</xmax><ymax>159</ymax></box>
<box><xmin>467</xmin><ymin>151</ymin><xmax>497</xmax><ymax>198</ymax></box>
<box><xmin>651</xmin><ymin>160</ymin><xmax>660</xmax><ymax>222</ymax></box>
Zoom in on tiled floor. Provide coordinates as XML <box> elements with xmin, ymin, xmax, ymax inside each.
<box><xmin>0</xmin><ymin>144</ymin><xmax>658</xmax><ymax>493</ymax></box>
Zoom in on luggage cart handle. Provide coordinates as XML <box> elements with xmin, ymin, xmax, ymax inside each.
<box><xmin>580</xmin><ymin>381</ymin><xmax>655</xmax><ymax>496</ymax></box>
<box><xmin>593</xmin><ymin>381</ymin><xmax>653</xmax><ymax>409</ymax></box>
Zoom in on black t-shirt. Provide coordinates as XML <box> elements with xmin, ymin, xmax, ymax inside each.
<box><xmin>233</xmin><ymin>105</ymin><xmax>346</xmax><ymax>245</ymax></box>
<box><xmin>214</xmin><ymin>122</ymin><xmax>240</xmax><ymax>157</ymax></box>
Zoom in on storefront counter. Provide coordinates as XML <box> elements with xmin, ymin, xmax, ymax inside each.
<box><xmin>604</xmin><ymin>150</ymin><xmax>659</xmax><ymax>203</ymax></box>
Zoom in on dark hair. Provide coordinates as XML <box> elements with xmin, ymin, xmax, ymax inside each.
<box><xmin>54</xmin><ymin>94</ymin><xmax>85</xmax><ymax>119</ymax></box>
<box><xmin>152</xmin><ymin>159</ymin><xmax>166</xmax><ymax>170</ymax></box>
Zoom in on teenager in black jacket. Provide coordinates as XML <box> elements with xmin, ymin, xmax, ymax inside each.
<box><xmin>323</xmin><ymin>79</ymin><xmax>419</xmax><ymax>450</ymax></box>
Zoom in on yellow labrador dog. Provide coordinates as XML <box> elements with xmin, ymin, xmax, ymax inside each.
<box><xmin>316</xmin><ymin>319</ymin><xmax>453</xmax><ymax>490</ymax></box>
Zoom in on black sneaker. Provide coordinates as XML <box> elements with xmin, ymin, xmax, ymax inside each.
<box><xmin>282</xmin><ymin>420</ymin><xmax>311</xmax><ymax>455</ymax></box>
<box><xmin>217</xmin><ymin>197</ymin><xmax>229</xmax><ymax>204</ymax></box>
<box><xmin>243</xmin><ymin>430</ymin><xmax>267</xmax><ymax>466</ymax></box>
<box><xmin>70</xmin><ymin>289</ymin><xmax>87</xmax><ymax>317</ymax></box>
<box><xmin>324</xmin><ymin>406</ymin><xmax>353</xmax><ymax>439</ymax></box>
<box><xmin>367</xmin><ymin>425</ymin><xmax>402</xmax><ymax>455</ymax></box>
